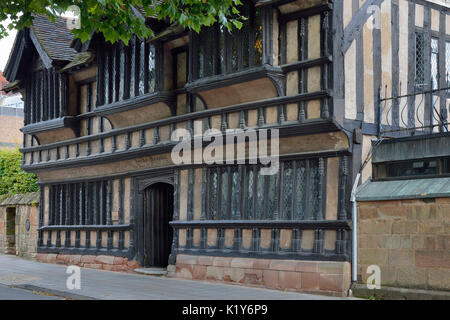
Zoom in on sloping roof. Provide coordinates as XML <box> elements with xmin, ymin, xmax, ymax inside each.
<box><xmin>30</xmin><ymin>14</ymin><xmax>77</xmax><ymax>62</ymax></box>
<box><xmin>59</xmin><ymin>51</ymin><xmax>95</xmax><ymax>73</ymax></box>
<box><xmin>356</xmin><ymin>177</ymin><xmax>450</xmax><ymax>201</ymax></box>
<box><xmin>0</xmin><ymin>192</ymin><xmax>40</xmax><ymax>206</ymax></box>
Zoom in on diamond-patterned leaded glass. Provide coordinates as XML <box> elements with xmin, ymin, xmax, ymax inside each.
<box><xmin>231</xmin><ymin>167</ymin><xmax>240</xmax><ymax>219</ymax></box>
<box><xmin>446</xmin><ymin>42</ymin><xmax>450</xmax><ymax>89</ymax></box>
<box><xmin>246</xmin><ymin>167</ymin><xmax>254</xmax><ymax>219</ymax></box>
<box><xmin>267</xmin><ymin>174</ymin><xmax>277</xmax><ymax>219</ymax></box>
<box><xmin>206</xmin><ymin>159</ymin><xmax>324</xmax><ymax>222</ymax></box>
<box><xmin>308</xmin><ymin>160</ymin><xmax>320</xmax><ymax>220</ymax></box>
<box><xmin>295</xmin><ymin>161</ymin><xmax>307</xmax><ymax>220</ymax></box>
<box><xmin>283</xmin><ymin>162</ymin><xmax>294</xmax><ymax>219</ymax></box>
<box><xmin>256</xmin><ymin>168</ymin><xmax>265</xmax><ymax>219</ymax></box>
<box><xmin>221</xmin><ymin>168</ymin><xmax>229</xmax><ymax>219</ymax></box>
<box><xmin>209</xmin><ymin>169</ymin><xmax>218</xmax><ymax>220</ymax></box>
<box><xmin>415</xmin><ymin>32</ymin><xmax>425</xmax><ymax>87</ymax></box>
<box><xmin>148</xmin><ymin>44</ymin><xmax>156</xmax><ymax>93</ymax></box>
<box><xmin>431</xmin><ymin>38</ymin><xmax>439</xmax><ymax>90</ymax></box>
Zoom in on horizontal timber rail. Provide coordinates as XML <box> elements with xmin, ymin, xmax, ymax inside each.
<box><xmin>21</xmin><ymin>90</ymin><xmax>331</xmax><ymax>152</ymax></box>
<box><xmin>38</xmin><ymin>224</ymin><xmax>131</xmax><ymax>231</ymax></box>
<box><xmin>170</xmin><ymin>219</ymin><xmax>351</xmax><ymax>229</ymax></box>
<box><xmin>169</xmin><ymin>219</ymin><xmax>351</xmax><ymax>262</ymax></box>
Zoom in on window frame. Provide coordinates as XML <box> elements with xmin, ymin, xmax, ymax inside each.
<box><xmin>190</xmin><ymin>1</ymin><xmax>264</xmax><ymax>81</ymax></box>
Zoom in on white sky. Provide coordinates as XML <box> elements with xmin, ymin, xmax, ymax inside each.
<box><xmin>0</xmin><ymin>20</ymin><xmax>17</xmax><ymax>72</ymax></box>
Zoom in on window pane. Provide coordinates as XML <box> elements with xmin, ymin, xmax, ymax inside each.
<box><xmin>256</xmin><ymin>167</ymin><xmax>265</xmax><ymax>219</ymax></box>
<box><xmin>267</xmin><ymin>174</ymin><xmax>277</xmax><ymax>219</ymax></box>
<box><xmin>253</xmin><ymin>8</ymin><xmax>263</xmax><ymax>66</ymax></box>
<box><xmin>415</xmin><ymin>32</ymin><xmax>425</xmax><ymax>87</ymax></box>
<box><xmin>231</xmin><ymin>166</ymin><xmax>240</xmax><ymax>218</ymax></box>
<box><xmin>148</xmin><ymin>45</ymin><xmax>156</xmax><ymax>92</ymax></box>
<box><xmin>431</xmin><ymin>38</ymin><xmax>439</xmax><ymax>90</ymax></box>
<box><xmin>387</xmin><ymin>159</ymin><xmax>438</xmax><ymax>177</ymax></box>
<box><xmin>283</xmin><ymin>161</ymin><xmax>294</xmax><ymax>219</ymax></box>
<box><xmin>209</xmin><ymin>169</ymin><xmax>218</xmax><ymax>219</ymax></box>
<box><xmin>295</xmin><ymin>161</ymin><xmax>306</xmax><ymax>220</ymax></box>
<box><xmin>308</xmin><ymin>160</ymin><xmax>320</xmax><ymax>220</ymax></box>
<box><xmin>446</xmin><ymin>42</ymin><xmax>450</xmax><ymax>89</ymax></box>
<box><xmin>246</xmin><ymin>167</ymin><xmax>254</xmax><ymax>219</ymax></box>
<box><xmin>221</xmin><ymin>168</ymin><xmax>229</xmax><ymax>219</ymax></box>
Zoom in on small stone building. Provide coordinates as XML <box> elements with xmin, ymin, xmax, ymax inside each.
<box><xmin>356</xmin><ymin>134</ymin><xmax>450</xmax><ymax>296</ymax></box>
<box><xmin>0</xmin><ymin>192</ymin><xmax>40</xmax><ymax>257</ymax></box>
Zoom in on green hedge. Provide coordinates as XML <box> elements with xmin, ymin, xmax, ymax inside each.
<box><xmin>0</xmin><ymin>148</ymin><xmax>38</xmax><ymax>195</ymax></box>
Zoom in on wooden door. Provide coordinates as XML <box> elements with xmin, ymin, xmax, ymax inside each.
<box><xmin>143</xmin><ymin>183</ymin><xmax>174</xmax><ymax>267</ymax></box>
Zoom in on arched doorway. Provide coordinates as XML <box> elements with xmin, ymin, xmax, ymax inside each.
<box><xmin>143</xmin><ymin>182</ymin><xmax>174</xmax><ymax>268</ymax></box>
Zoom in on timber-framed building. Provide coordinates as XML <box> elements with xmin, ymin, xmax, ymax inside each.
<box><xmin>3</xmin><ymin>0</ymin><xmax>450</xmax><ymax>296</ymax></box>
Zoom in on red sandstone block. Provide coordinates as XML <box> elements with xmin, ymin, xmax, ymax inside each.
<box><xmin>262</xmin><ymin>270</ymin><xmax>280</xmax><ymax>289</ymax></box>
<box><xmin>416</xmin><ymin>250</ymin><xmax>450</xmax><ymax>268</ymax></box>
<box><xmin>112</xmin><ymin>265</ymin><xmax>129</xmax><ymax>272</ymax></box>
<box><xmin>301</xmin><ymin>272</ymin><xmax>320</xmax><ymax>290</ymax></box>
<box><xmin>81</xmin><ymin>255</ymin><xmax>96</xmax><ymax>264</ymax></box>
<box><xmin>102</xmin><ymin>264</ymin><xmax>115</xmax><ymax>271</ymax></box>
<box><xmin>319</xmin><ymin>274</ymin><xmax>344</xmax><ymax>292</ymax></box>
<box><xmin>68</xmin><ymin>255</ymin><xmax>82</xmax><ymax>265</ymax></box>
<box><xmin>196</xmin><ymin>256</ymin><xmax>214</xmax><ymax>266</ymax></box>
<box><xmin>36</xmin><ymin>253</ymin><xmax>46</xmax><ymax>262</ymax></box>
<box><xmin>269</xmin><ymin>260</ymin><xmax>298</xmax><ymax>272</ymax></box>
<box><xmin>84</xmin><ymin>263</ymin><xmax>102</xmax><ymax>270</ymax></box>
<box><xmin>295</xmin><ymin>261</ymin><xmax>318</xmax><ymax>273</ymax></box>
<box><xmin>127</xmin><ymin>260</ymin><xmax>140</xmax><ymax>269</ymax></box>
<box><xmin>279</xmin><ymin>271</ymin><xmax>302</xmax><ymax>290</ymax></box>
<box><xmin>103</xmin><ymin>264</ymin><xmax>128</xmax><ymax>272</ymax></box>
<box><xmin>243</xmin><ymin>269</ymin><xmax>263</xmax><ymax>285</ymax></box>
<box><xmin>46</xmin><ymin>254</ymin><xmax>58</xmax><ymax>264</ymax></box>
<box><xmin>230</xmin><ymin>257</ymin><xmax>253</xmax><ymax>269</ymax></box>
<box><xmin>212</xmin><ymin>257</ymin><xmax>231</xmax><ymax>267</ymax></box>
<box><xmin>113</xmin><ymin>257</ymin><xmax>125</xmax><ymax>265</ymax></box>
<box><xmin>176</xmin><ymin>254</ymin><xmax>198</xmax><ymax>265</ymax></box>
<box><xmin>94</xmin><ymin>255</ymin><xmax>115</xmax><ymax>265</ymax></box>
<box><xmin>192</xmin><ymin>265</ymin><xmax>207</xmax><ymax>280</ymax></box>
<box><xmin>252</xmin><ymin>258</ymin><xmax>271</xmax><ymax>270</ymax></box>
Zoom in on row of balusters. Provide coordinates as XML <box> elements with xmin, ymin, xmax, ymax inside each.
<box><xmin>174</xmin><ymin>227</ymin><xmax>349</xmax><ymax>256</ymax></box>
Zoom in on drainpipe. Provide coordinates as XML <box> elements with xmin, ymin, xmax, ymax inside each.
<box><xmin>350</xmin><ymin>172</ymin><xmax>361</xmax><ymax>286</ymax></box>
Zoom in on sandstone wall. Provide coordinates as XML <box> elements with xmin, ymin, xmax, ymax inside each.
<box><xmin>357</xmin><ymin>198</ymin><xmax>450</xmax><ymax>291</ymax></box>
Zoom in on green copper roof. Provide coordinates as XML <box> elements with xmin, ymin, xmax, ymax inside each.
<box><xmin>356</xmin><ymin>177</ymin><xmax>450</xmax><ymax>201</ymax></box>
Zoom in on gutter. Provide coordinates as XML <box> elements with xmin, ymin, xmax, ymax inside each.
<box><xmin>350</xmin><ymin>172</ymin><xmax>361</xmax><ymax>287</ymax></box>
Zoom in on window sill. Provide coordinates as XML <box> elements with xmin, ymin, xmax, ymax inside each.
<box><xmin>94</xmin><ymin>91</ymin><xmax>177</xmax><ymax>128</ymax></box>
<box><xmin>21</xmin><ymin>117</ymin><xmax>80</xmax><ymax>145</ymax></box>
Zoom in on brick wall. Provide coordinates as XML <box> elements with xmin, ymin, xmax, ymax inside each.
<box><xmin>0</xmin><ymin>114</ymin><xmax>23</xmax><ymax>148</ymax></box>
<box><xmin>357</xmin><ymin>198</ymin><xmax>450</xmax><ymax>291</ymax></box>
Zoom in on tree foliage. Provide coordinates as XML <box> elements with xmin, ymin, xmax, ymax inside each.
<box><xmin>0</xmin><ymin>148</ymin><xmax>38</xmax><ymax>195</ymax></box>
<box><xmin>0</xmin><ymin>0</ymin><xmax>245</xmax><ymax>44</ymax></box>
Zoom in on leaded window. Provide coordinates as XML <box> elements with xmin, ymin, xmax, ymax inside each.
<box><xmin>47</xmin><ymin>180</ymin><xmax>113</xmax><ymax>226</ymax></box>
<box><xmin>446</xmin><ymin>42</ymin><xmax>450</xmax><ymax>89</ymax></box>
<box><xmin>25</xmin><ymin>68</ymin><xmax>68</xmax><ymax>125</ymax></box>
<box><xmin>193</xmin><ymin>1</ymin><xmax>262</xmax><ymax>80</ymax></box>
<box><xmin>431</xmin><ymin>38</ymin><xmax>439</xmax><ymax>90</ymax></box>
<box><xmin>415</xmin><ymin>32</ymin><xmax>425</xmax><ymax>87</ymax></box>
<box><xmin>206</xmin><ymin>159</ymin><xmax>325</xmax><ymax>221</ymax></box>
<box><xmin>97</xmin><ymin>36</ymin><xmax>157</xmax><ymax>107</ymax></box>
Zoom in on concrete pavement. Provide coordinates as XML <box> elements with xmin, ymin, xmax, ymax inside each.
<box><xmin>0</xmin><ymin>284</ymin><xmax>59</xmax><ymax>300</ymax></box>
<box><xmin>0</xmin><ymin>254</ymin><xmax>353</xmax><ymax>300</ymax></box>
